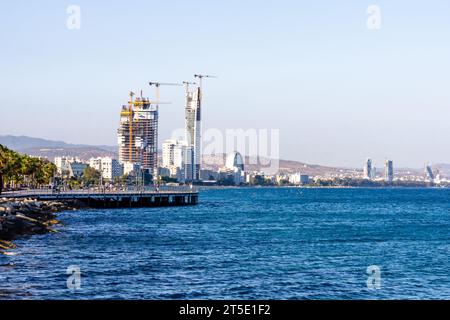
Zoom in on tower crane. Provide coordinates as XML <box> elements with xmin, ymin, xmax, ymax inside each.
<box><xmin>193</xmin><ymin>74</ymin><xmax>217</xmax><ymax>90</ymax></box>
<box><xmin>147</xmin><ymin>82</ymin><xmax>181</xmax><ymax>180</ymax></box>
<box><xmin>128</xmin><ymin>91</ymin><xmax>135</xmax><ymax>162</ymax></box>
<box><xmin>148</xmin><ymin>82</ymin><xmax>181</xmax><ymax>107</ymax></box>
<box><xmin>183</xmin><ymin>81</ymin><xmax>197</xmax><ymax>94</ymax></box>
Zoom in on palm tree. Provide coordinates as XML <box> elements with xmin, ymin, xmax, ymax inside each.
<box><xmin>0</xmin><ymin>144</ymin><xmax>7</xmax><ymax>194</ymax></box>
<box><xmin>0</xmin><ymin>145</ymin><xmax>56</xmax><ymax>192</ymax></box>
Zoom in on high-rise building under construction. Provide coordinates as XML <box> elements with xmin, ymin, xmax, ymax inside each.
<box><xmin>184</xmin><ymin>85</ymin><xmax>202</xmax><ymax>181</ymax></box>
<box><xmin>117</xmin><ymin>93</ymin><xmax>158</xmax><ymax>177</ymax></box>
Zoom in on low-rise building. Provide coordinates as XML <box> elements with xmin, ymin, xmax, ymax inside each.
<box><xmin>89</xmin><ymin>157</ymin><xmax>123</xmax><ymax>180</ymax></box>
<box><xmin>54</xmin><ymin>156</ymin><xmax>83</xmax><ymax>175</ymax></box>
<box><xmin>69</xmin><ymin>162</ymin><xmax>88</xmax><ymax>178</ymax></box>
<box><xmin>200</xmin><ymin>169</ymin><xmax>219</xmax><ymax>181</ymax></box>
<box><xmin>158</xmin><ymin>167</ymin><xmax>171</xmax><ymax>178</ymax></box>
<box><xmin>123</xmin><ymin>162</ymin><xmax>141</xmax><ymax>176</ymax></box>
<box><xmin>289</xmin><ymin>173</ymin><xmax>310</xmax><ymax>185</ymax></box>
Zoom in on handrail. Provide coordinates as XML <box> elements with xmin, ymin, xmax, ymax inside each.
<box><xmin>1</xmin><ymin>186</ymin><xmax>198</xmax><ymax>198</ymax></box>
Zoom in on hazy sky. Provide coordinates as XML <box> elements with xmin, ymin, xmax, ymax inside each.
<box><xmin>1</xmin><ymin>0</ymin><xmax>450</xmax><ymax>168</ymax></box>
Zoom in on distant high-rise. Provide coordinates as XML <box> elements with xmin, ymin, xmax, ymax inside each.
<box><xmin>425</xmin><ymin>164</ymin><xmax>435</xmax><ymax>182</ymax></box>
<box><xmin>118</xmin><ymin>94</ymin><xmax>158</xmax><ymax>178</ymax></box>
<box><xmin>363</xmin><ymin>158</ymin><xmax>372</xmax><ymax>180</ymax></box>
<box><xmin>226</xmin><ymin>152</ymin><xmax>245</xmax><ymax>171</ymax></box>
<box><xmin>384</xmin><ymin>160</ymin><xmax>394</xmax><ymax>183</ymax></box>
<box><xmin>184</xmin><ymin>84</ymin><xmax>202</xmax><ymax>181</ymax></box>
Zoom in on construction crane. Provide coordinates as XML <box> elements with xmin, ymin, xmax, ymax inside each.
<box><xmin>147</xmin><ymin>82</ymin><xmax>180</xmax><ymax>180</ymax></box>
<box><xmin>193</xmin><ymin>75</ymin><xmax>217</xmax><ymax>106</ymax></box>
<box><xmin>128</xmin><ymin>91</ymin><xmax>135</xmax><ymax>162</ymax></box>
<box><xmin>148</xmin><ymin>82</ymin><xmax>181</xmax><ymax>106</ymax></box>
<box><xmin>182</xmin><ymin>81</ymin><xmax>197</xmax><ymax>94</ymax></box>
<box><xmin>193</xmin><ymin>74</ymin><xmax>217</xmax><ymax>89</ymax></box>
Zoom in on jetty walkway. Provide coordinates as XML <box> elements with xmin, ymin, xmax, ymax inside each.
<box><xmin>1</xmin><ymin>186</ymin><xmax>199</xmax><ymax>208</ymax></box>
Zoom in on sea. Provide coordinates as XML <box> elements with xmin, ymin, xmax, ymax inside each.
<box><xmin>1</xmin><ymin>187</ymin><xmax>450</xmax><ymax>299</ymax></box>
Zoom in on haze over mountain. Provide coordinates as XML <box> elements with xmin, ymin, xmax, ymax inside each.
<box><xmin>0</xmin><ymin>135</ymin><xmax>117</xmax><ymax>152</ymax></box>
<box><xmin>0</xmin><ymin>135</ymin><xmax>118</xmax><ymax>160</ymax></box>
<box><xmin>0</xmin><ymin>135</ymin><xmax>350</xmax><ymax>175</ymax></box>
<box><xmin>2</xmin><ymin>135</ymin><xmax>447</xmax><ymax>177</ymax></box>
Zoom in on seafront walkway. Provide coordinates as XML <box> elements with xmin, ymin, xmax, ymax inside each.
<box><xmin>1</xmin><ymin>186</ymin><xmax>199</xmax><ymax>207</ymax></box>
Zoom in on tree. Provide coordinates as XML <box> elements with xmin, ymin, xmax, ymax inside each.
<box><xmin>161</xmin><ymin>176</ymin><xmax>178</xmax><ymax>184</ymax></box>
<box><xmin>0</xmin><ymin>145</ymin><xmax>7</xmax><ymax>194</ymax></box>
<box><xmin>0</xmin><ymin>144</ymin><xmax>57</xmax><ymax>193</ymax></box>
<box><xmin>82</xmin><ymin>166</ymin><xmax>101</xmax><ymax>187</ymax></box>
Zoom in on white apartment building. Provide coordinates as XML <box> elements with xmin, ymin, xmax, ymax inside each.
<box><xmin>89</xmin><ymin>157</ymin><xmax>123</xmax><ymax>180</ymax></box>
<box><xmin>162</xmin><ymin>139</ymin><xmax>188</xmax><ymax>180</ymax></box>
<box><xmin>54</xmin><ymin>156</ymin><xmax>83</xmax><ymax>174</ymax></box>
<box><xmin>123</xmin><ymin>162</ymin><xmax>141</xmax><ymax>176</ymax></box>
<box><xmin>289</xmin><ymin>173</ymin><xmax>310</xmax><ymax>185</ymax></box>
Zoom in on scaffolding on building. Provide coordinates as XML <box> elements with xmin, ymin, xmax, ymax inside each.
<box><xmin>118</xmin><ymin>94</ymin><xmax>158</xmax><ymax>178</ymax></box>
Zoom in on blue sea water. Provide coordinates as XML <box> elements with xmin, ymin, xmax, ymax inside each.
<box><xmin>1</xmin><ymin>187</ymin><xmax>450</xmax><ymax>300</ymax></box>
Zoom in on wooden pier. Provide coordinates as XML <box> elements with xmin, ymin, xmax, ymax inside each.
<box><xmin>1</xmin><ymin>187</ymin><xmax>199</xmax><ymax>208</ymax></box>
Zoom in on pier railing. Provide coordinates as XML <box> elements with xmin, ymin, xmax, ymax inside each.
<box><xmin>1</xmin><ymin>185</ymin><xmax>198</xmax><ymax>199</ymax></box>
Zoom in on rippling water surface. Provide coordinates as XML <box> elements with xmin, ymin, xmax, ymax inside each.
<box><xmin>1</xmin><ymin>188</ymin><xmax>450</xmax><ymax>299</ymax></box>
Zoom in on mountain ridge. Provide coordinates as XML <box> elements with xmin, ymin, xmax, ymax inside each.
<box><xmin>1</xmin><ymin>135</ymin><xmax>446</xmax><ymax>176</ymax></box>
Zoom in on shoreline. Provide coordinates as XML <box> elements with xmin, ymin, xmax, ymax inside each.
<box><xmin>0</xmin><ymin>198</ymin><xmax>79</xmax><ymax>255</ymax></box>
<box><xmin>197</xmin><ymin>185</ymin><xmax>448</xmax><ymax>190</ymax></box>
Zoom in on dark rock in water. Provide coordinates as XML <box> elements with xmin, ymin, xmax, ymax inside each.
<box><xmin>0</xmin><ymin>198</ymin><xmax>76</xmax><ymax>245</ymax></box>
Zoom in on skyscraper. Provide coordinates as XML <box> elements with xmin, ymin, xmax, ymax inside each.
<box><xmin>184</xmin><ymin>84</ymin><xmax>202</xmax><ymax>181</ymax></box>
<box><xmin>363</xmin><ymin>158</ymin><xmax>372</xmax><ymax>180</ymax></box>
<box><xmin>425</xmin><ymin>164</ymin><xmax>435</xmax><ymax>182</ymax></box>
<box><xmin>384</xmin><ymin>160</ymin><xmax>394</xmax><ymax>183</ymax></box>
<box><xmin>118</xmin><ymin>94</ymin><xmax>158</xmax><ymax>178</ymax></box>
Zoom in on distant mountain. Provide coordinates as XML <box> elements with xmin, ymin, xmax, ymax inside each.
<box><xmin>0</xmin><ymin>135</ymin><xmax>116</xmax><ymax>152</ymax></box>
<box><xmin>0</xmin><ymin>135</ymin><xmax>74</xmax><ymax>150</ymax></box>
<box><xmin>1</xmin><ymin>135</ymin><xmax>442</xmax><ymax>177</ymax></box>
<box><xmin>0</xmin><ymin>135</ymin><xmax>348</xmax><ymax>175</ymax></box>
<box><xmin>202</xmin><ymin>154</ymin><xmax>356</xmax><ymax>176</ymax></box>
<box><xmin>435</xmin><ymin>163</ymin><xmax>450</xmax><ymax>176</ymax></box>
<box><xmin>0</xmin><ymin>135</ymin><xmax>117</xmax><ymax>160</ymax></box>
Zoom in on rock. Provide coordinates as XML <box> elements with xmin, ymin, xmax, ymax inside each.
<box><xmin>0</xmin><ymin>198</ymin><xmax>77</xmax><ymax>241</ymax></box>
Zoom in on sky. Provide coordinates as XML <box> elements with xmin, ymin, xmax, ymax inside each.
<box><xmin>1</xmin><ymin>0</ymin><xmax>450</xmax><ymax>168</ymax></box>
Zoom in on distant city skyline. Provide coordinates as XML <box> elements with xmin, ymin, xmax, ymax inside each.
<box><xmin>1</xmin><ymin>1</ymin><xmax>450</xmax><ymax>168</ymax></box>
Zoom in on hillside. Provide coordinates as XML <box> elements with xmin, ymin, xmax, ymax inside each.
<box><xmin>202</xmin><ymin>154</ymin><xmax>355</xmax><ymax>176</ymax></box>
<box><xmin>0</xmin><ymin>135</ymin><xmax>444</xmax><ymax>177</ymax></box>
<box><xmin>0</xmin><ymin>135</ymin><xmax>117</xmax><ymax>160</ymax></box>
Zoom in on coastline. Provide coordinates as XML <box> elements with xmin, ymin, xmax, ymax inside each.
<box><xmin>197</xmin><ymin>185</ymin><xmax>448</xmax><ymax>190</ymax></box>
<box><xmin>0</xmin><ymin>198</ymin><xmax>78</xmax><ymax>255</ymax></box>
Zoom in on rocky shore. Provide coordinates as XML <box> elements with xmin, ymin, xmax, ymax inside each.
<box><xmin>0</xmin><ymin>198</ymin><xmax>78</xmax><ymax>255</ymax></box>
